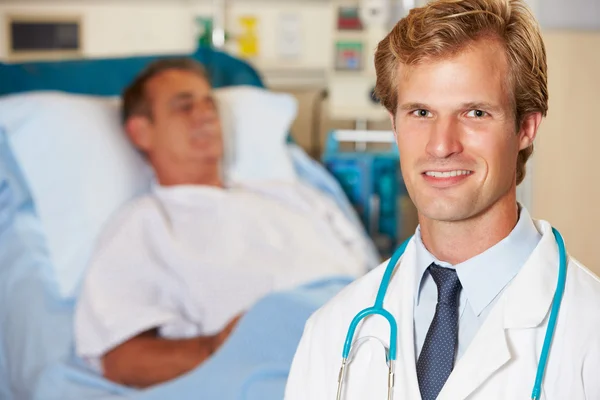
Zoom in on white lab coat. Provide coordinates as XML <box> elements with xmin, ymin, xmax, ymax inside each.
<box><xmin>284</xmin><ymin>219</ymin><xmax>600</xmax><ymax>399</ymax></box>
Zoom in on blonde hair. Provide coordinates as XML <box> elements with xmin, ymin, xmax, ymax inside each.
<box><xmin>374</xmin><ymin>0</ymin><xmax>548</xmax><ymax>185</ymax></box>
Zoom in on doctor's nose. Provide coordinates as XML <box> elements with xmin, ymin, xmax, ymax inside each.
<box><xmin>425</xmin><ymin>119</ymin><xmax>464</xmax><ymax>159</ymax></box>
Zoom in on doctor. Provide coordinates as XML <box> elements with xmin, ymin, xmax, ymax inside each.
<box><xmin>284</xmin><ymin>0</ymin><xmax>600</xmax><ymax>399</ymax></box>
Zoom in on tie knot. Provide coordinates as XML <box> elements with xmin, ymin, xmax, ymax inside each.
<box><xmin>429</xmin><ymin>264</ymin><xmax>462</xmax><ymax>306</ymax></box>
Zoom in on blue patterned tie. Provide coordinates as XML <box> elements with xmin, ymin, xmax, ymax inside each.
<box><xmin>416</xmin><ymin>264</ymin><xmax>462</xmax><ymax>400</ymax></box>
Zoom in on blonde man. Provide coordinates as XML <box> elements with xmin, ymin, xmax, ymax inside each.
<box><xmin>284</xmin><ymin>0</ymin><xmax>600</xmax><ymax>399</ymax></box>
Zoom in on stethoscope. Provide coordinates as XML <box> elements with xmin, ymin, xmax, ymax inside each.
<box><xmin>336</xmin><ymin>227</ymin><xmax>567</xmax><ymax>400</ymax></box>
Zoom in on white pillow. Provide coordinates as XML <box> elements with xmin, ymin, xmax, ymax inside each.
<box><xmin>0</xmin><ymin>92</ymin><xmax>153</xmax><ymax>299</ymax></box>
<box><xmin>0</xmin><ymin>87</ymin><xmax>298</xmax><ymax>298</ymax></box>
<box><xmin>215</xmin><ymin>85</ymin><xmax>298</xmax><ymax>184</ymax></box>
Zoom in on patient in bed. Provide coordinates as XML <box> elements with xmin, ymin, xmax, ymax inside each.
<box><xmin>74</xmin><ymin>58</ymin><xmax>378</xmax><ymax>389</ymax></box>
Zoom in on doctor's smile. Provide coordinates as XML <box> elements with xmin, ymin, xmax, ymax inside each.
<box><xmin>422</xmin><ymin>169</ymin><xmax>474</xmax><ymax>188</ymax></box>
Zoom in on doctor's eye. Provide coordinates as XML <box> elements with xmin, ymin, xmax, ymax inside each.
<box><xmin>466</xmin><ymin>109</ymin><xmax>488</xmax><ymax>118</ymax></box>
<box><xmin>412</xmin><ymin>109</ymin><xmax>432</xmax><ymax>118</ymax></box>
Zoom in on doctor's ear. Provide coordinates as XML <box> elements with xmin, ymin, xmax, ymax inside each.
<box><xmin>124</xmin><ymin>115</ymin><xmax>153</xmax><ymax>152</ymax></box>
<box><xmin>518</xmin><ymin>112</ymin><xmax>543</xmax><ymax>150</ymax></box>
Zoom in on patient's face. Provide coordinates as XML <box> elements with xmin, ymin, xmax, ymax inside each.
<box><xmin>142</xmin><ymin>69</ymin><xmax>223</xmax><ymax>167</ymax></box>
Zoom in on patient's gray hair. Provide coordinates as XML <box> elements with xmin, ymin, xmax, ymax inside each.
<box><xmin>121</xmin><ymin>58</ymin><xmax>210</xmax><ymax>124</ymax></box>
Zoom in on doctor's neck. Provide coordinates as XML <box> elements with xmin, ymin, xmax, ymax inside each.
<box><xmin>418</xmin><ymin>194</ymin><xmax>519</xmax><ymax>266</ymax></box>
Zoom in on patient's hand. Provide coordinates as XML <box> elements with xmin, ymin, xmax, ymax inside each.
<box><xmin>102</xmin><ymin>313</ymin><xmax>245</xmax><ymax>389</ymax></box>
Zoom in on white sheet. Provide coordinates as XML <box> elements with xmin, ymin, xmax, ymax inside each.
<box><xmin>74</xmin><ymin>181</ymin><xmax>378</xmax><ymax>364</ymax></box>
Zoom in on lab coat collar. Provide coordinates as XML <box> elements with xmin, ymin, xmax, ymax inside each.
<box><xmin>437</xmin><ymin>218</ymin><xmax>559</xmax><ymax>400</ymax></box>
<box><xmin>502</xmin><ymin>219</ymin><xmax>560</xmax><ymax>329</ymax></box>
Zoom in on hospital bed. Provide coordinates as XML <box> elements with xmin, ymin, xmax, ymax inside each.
<box><xmin>0</xmin><ymin>48</ymin><xmax>375</xmax><ymax>400</ymax></box>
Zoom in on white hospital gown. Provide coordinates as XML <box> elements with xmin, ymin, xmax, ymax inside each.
<box><xmin>74</xmin><ymin>181</ymin><xmax>378</xmax><ymax>364</ymax></box>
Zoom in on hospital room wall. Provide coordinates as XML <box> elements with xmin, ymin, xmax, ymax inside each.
<box><xmin>532</xmin><ymin>31</ymin><xmax>600</xmax><ymax>275</ymax></box>
<box><xmin>0</xmin><ymin>1</ymin><xmax>334</xmax><ymax>69</ymax></box>
<box><xmin>0</xmin><ymin>1</ymin><xmax>207</xmax><ymax>58</ymax></box>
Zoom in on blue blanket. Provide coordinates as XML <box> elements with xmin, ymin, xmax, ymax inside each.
<box><xmin>42</xmin><ymin>278</ymin><xmax>350</xmax><ymax>400</ymax></box>
<box><xmin>0</xmin><ymin>207</ymin><xmax>351</xmax><ymax>400</ymax></box>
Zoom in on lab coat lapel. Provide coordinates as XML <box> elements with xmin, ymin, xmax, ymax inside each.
<box><xmin>502</xmin><ymin>220</ymin><xmax>559</xmax><ymax>331</ymax></box>
<box><xmin>385</xmin><ymin>240</ymin><xmax>422</xmax><ymax>400</ymax></box>
<box><xmin>438</xmin><ymin>220</ymin><xmax>559</xmax><ymax>400</ymax></box>
<box><xmin>437</xmin><ymin>297</ymin><xmax>511</xmax><ymax>400</ymax></box>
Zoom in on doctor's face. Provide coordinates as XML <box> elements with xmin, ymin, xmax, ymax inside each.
<box><xmin>392</xmin><ymin>39</ymin><xmax>532</xmax><ymax>224</ymax></box>
<box><xmin>141</xmin><ymin>69</ymin><xmax>223</xmax><ymax>165</ymax></box>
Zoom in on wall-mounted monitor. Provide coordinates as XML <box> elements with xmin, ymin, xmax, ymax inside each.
<box><xmin>5</xmin><ymin>14</ymin><xmax>82</xmax><ymax>61</ymax></box>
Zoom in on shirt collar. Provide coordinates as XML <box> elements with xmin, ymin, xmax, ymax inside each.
<box><xmin>414</xmin><ymin>205</ymin><xmax>542</xmax><ymax>316</ymax></box>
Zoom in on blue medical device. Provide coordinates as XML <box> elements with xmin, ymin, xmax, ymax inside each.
<box><xmin>336</xmin><ymin>227</ymin><xmax>568</xmax><ymax>400</ymax></box>
<box><xmin>322</xmin><ymin>130</ymin><xmax>406</xmax><ymax>258</ymax></box>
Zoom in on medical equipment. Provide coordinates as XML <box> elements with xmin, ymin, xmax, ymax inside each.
<box><xmin>322</xmin><ymin>129</ymin><xmax>406</xmax><ymax>258</ymax></box>
<box><xmin>336</xmin><ymin>227</ymin><xmax>568</xmax><ymax>400</ymax></box>
<box><xmin>327</xmin><ymin>0</ymin><xmax>415</xmax><ymax>125</ymax></box>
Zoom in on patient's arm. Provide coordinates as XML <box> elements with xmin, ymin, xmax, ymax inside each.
<box><xmin>102</xmin><ymin>315</ymin><xmax>241</xmax><ymax>388</ymax></box>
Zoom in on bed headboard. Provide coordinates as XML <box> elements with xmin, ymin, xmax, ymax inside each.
<box><xmin>0</xmin><ymin>47</ymin><xmax>265</xmax><ymax>96</ymax></box>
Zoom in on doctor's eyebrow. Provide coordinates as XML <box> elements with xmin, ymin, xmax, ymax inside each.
<box><xmin>399</xmin><ymin>102</ymin><xmax>430</xmax><ymax>111</ymax></box>
<box><xmin>461</xmin><ymin>102</ymin><xmax>505</xmax><ymax>113</ymax></box>
<box><xmin>398</xmin><ymin>102</ymin><xmax>505</xmax><ymax>113</ymax></box>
